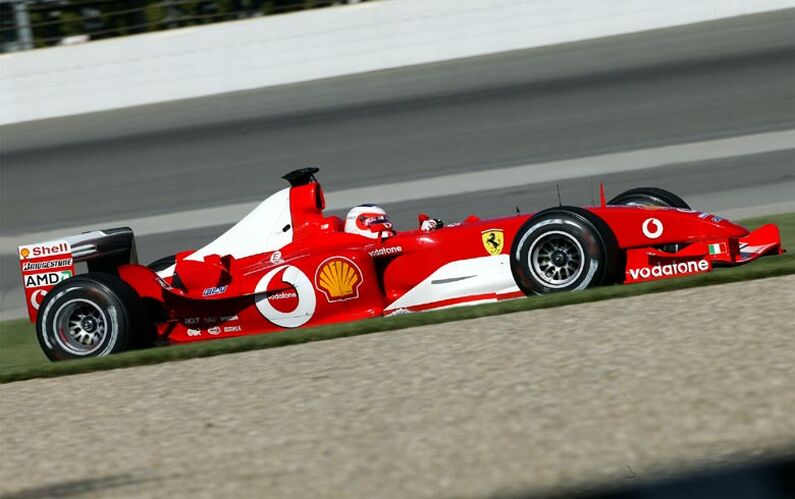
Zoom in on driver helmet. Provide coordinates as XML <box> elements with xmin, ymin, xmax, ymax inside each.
<box><xmin>345</xmin><ymin>204</ymin><xmax>392</xmax><ymax>239</ymax></box>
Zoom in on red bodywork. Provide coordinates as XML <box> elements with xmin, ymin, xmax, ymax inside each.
<box><xmin>19</xmin><ymin>178</ymin><xmax>783</xmax><ymax>344</ymax></box>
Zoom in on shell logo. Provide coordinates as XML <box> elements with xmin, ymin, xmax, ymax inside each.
<box><xmin>315</xmin><ymin>257</ymin><xmax>363</xmax><ymax>302</ymax></box>
<box><xmin>20</xmin><ymin>248</ymin><xmax>30</xmax><ymax>259</ymax></box>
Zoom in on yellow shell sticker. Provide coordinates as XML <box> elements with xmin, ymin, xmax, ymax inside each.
<box><xmin>315</xmin><ymin>257</ymin><xmax>363</xmax><ymax>302</ymax></box>
<box><xmin>19</xmin><ymin>248</ymin><xmax>30</xmax><ymax>259</ymax></box>
<box><xmin>481</xmin><ymin>229</ymin><xmax>504</xmax><ymax>256</ymax></box>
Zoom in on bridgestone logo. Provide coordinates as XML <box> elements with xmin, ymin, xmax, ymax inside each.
<box><xmin>368</xmin><ymin>246</ymin><xmax>402</xmax><ymax>257</ymax></box>
<box><xmin>22</xmin><ymin>259</ymin><xmax>73</xmax><ymax>271</ymax></box>
<box><xmin>628</xmin><ymin>260</ymin><xmax>709</xmax><ymax>280</ymax></box>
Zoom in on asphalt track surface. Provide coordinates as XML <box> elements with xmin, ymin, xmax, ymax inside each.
<box><xmin>1</xmin><ymin>275</ymin><xmax>793</xmax><ymax>498</ymax></box>
<box><xmin>2</xmin><ymin>10</ymin><xmax>795</xmax><ymax>317</ymax></box>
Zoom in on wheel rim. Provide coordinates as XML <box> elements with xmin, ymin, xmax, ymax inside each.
<box><xmin>53</xmin><ymin>299</ymin><xmax>108</xmax><ymax>356</ymax></box>
<box><xmin>528</xmin><ymin>231</ymin><xmax>585</xmax><ymax>288</ymax></box>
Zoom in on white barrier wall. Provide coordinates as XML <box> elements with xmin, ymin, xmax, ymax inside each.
<box><xmin>2</xmin><ymin>0</ymin><xmax>794</xmax><ymax>125</ymax></box>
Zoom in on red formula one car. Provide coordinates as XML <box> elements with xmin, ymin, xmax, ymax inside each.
<box><xmin>18</xmin><ymin>168</ymin><xmax>783</xmax><ymax>360</ymax></box>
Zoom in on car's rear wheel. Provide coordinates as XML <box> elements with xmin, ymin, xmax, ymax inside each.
<box><xmin>510</xmin><ymin>207</ymin><xmax>619</xmax><ymax>294</ymax></box>
<box><xmin>607</xmin><ymin>187</ymin><xmax>690</xmax><ymax>209</ymax></box>
<box><xmin>37</xmin><ymin>273</ymin><xmax>148</xmax><ymax>361</ymax></box>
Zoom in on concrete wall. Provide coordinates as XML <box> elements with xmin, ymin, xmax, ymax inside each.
<box><xmin>2</xmin><ymin>0</ymin><xmax>795</xmax><ymax>125</ymax></box>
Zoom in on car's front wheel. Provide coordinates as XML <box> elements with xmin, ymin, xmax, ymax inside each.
<box><xmin>607</xmin><ymin>187</ymin><xmax>690</xmax><ymax>209</ymax></box>
<box><xmin>510</xmin><ymin>207</ymin><xmax>619</xmax><ymax>294</ymax></box>
<box><xmin>36</xmin><ymin>273</ymin><xmax>148</xmax><ymax>361</ymax></box>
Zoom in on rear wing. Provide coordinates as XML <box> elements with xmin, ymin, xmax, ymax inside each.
<box><xmin>18</xmin><ymin>228</ymin><xmax>137</xmax><ymax>322</ymax></box>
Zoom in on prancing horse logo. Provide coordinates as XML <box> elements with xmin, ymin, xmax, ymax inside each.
<box><xmin>481</xmin><ymin>229</ymin><xmax>504</xmax><ymax>256</ymax></box>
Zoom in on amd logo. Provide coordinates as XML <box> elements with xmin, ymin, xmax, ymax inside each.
<box><xmin>24</xmin><ymin>270</ymin><xmax>73</xmax><ymax>289</ymax></box>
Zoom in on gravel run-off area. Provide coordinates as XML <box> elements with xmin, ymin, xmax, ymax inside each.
<box><xmin>1</xmin><ymin>275</ymin><xmax>794</xmax><ymax>498</ymax></box>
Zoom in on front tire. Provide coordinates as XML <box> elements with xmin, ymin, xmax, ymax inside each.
<box><xmin>510</xmin><ymin>207</ymin><xmax>619</xmax><ymax>294</ymax></box>
<box><xmin>37</xmin><ymin>273</ymin><xmax>147</xmax><ymax>361</ymax></box>
<box><xmin>607</xmin><ymin>187</ymin><xmax>690</xmax><ymax>209</ymax></box>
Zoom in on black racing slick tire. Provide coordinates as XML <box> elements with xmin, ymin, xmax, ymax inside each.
<box><xmin>607</xmin><ymin>187</ymin><xmax>690</xmax><ymax>209</ymax></box>
<box><xmin>510</xmin><ymin>207</ymin><xmax>619</xmax><ymax>294</ymax></box>
<box><xmin>36</xmin><ymin>273</ymin><xmax>147</xmax><ymax>361</ymax></box>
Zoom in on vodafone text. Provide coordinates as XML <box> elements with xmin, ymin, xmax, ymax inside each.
<box><xmin>627</xmin><ymin>260</ymin><xmax>709</xmax><ymax>280</ymax></box>
<box><xmin>368</xmin><ymin>246</ymin><xmax>403</xmax><ymax>257</ymax></box>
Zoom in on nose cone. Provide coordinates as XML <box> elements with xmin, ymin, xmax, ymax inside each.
<box><xmin>700</xmin><ymin>214</ymin><xmax>749</xmax><ymax>239</ymax></box>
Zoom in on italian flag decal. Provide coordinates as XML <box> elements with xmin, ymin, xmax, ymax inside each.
<box><xmin>708</xmin><ymin>242</ymin><xmax>726</xmax><ymax>255</ymax></box>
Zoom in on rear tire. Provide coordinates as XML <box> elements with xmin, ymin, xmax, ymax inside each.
<box><xmin>36</xmin><ymin>273</ymin><xmax>148</xmax><ymax>361</ymax></box>
<box><xmin>510</xmin><ymin>207</ymin><xmax>619</xmax><ymax>294</ymax></box>
<box><xmin>608</xmin><ymin>187</ymin><xmax>690</xmax><ymax>209</ymax></box>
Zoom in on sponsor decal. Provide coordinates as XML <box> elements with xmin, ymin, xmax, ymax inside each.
<box><xmin>23</xmin><ymin>270</ymin><xmax>73</xmax><ymax>289</ymax></box>
<box><xmin>18</xmin><ymin>241</ymin><xmax>70</xmax><ymax>260</ymax></box>
<box><xmin>207</xmin><ymin>326</ymin><xmax>221</xmax><ymax>335</ymax></box>
<box><xmin>627</xmin><ymin>259</ymin><xmax>710</xmax><ymax>281</ymax></box>
<box><xmin>184</xmin><ymin>317</ymin><xmax>200</xmax><ymax>325</ymax></box>
<box><xmin>202</xmin><ymin>285</ymin><xmax>228</xmax><ymax>297</ymax></box>
<box><xmin>481</xmin><ymin>229</ymin><xmax>504</xmax><ymax>256</ymax></box>
<box><xmin>711</xmin><ymin>216</ymin><xmax>724</xmax><ymax>223</ymax></box>
<box><xmin>708</xmin><ymin>242</ymin><xmax>727</xmax><ymax>255</ymax></box>
<box><xmin>203</xmin><ymin>317</ymin><xmax>218</xmax><ymax>324</ymax></box>
<box><xmin>22</xmin><ymin>258</ymin><xmax>73</xmax><ymax>271</ymax></box>
<box><xmin>18</xmin><ymin>242</ymin><xmax>76</xmax><ymax>322</ymax></box>
<box><xmin>255</xmin><ymin>265</ymin><xmax>316</xmax><ymax>328</ymax></box>
<box><xmin>368</xmin><ymin>246</ymin><xmax>403</xmax><ymax>257</ymax></box>
<box><xmin>187</xmin><ymin>328</ymin><xmax>201</xmax><ymax>337</ymax></box>
<box><xmin>223</xmin><ymin>325</ymin><xmax>242</xmax><ymax>333</ymax></box>
<box><xmin>698</xmin><ymin>212</ymin><xmax>711</xmax><ymax>219</ymax></box>
<box><xmin>315</xmin><ymin>257</ymin><xmax>363</xmax><ymax>302</ymax></box>
<box><xmin>220</xmin><ymin>315</ymin><xmax>239</xmax><ymax>322</ymax></box>
<box><xmin>270</xmin><ymin>250</ymin><xmax>284</xmax><ymax>264</ymax></box>
<box><xmin>268</xmin><ymin>291</ymin><xmax>297</xmax><ymax>300</ymax></box>
<box><xmin>30</xmin><ymin>289</ymin><xmax>47</xmax><ymax>311</ymax></box>
<box><xmin>642</xmin><ymin>218</ymin><xmax>664</xmax><ymax>239</ymax></box>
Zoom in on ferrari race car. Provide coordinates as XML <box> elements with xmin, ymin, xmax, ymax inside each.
<box><xmin>18</xmin><ymin>168</ymin><xmax>783</xmax><ymax>360</ymax></box>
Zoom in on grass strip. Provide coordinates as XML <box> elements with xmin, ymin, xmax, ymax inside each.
<box><xmin>2</xmin><ymin>212</ymin><xmax>793</xmax><ymax>383</ymax></box>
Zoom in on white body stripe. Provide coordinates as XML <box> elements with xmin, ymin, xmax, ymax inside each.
<box><xmin>384</xmin><ymin>255</ymin><xmax>519</xmax><ymax>312</ymax></box>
